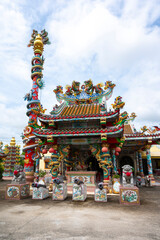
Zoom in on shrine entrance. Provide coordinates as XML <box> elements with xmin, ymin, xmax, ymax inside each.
<box><xmin>86</xmin><ymin>155</ymin><xmax>103</xmax><ymax>182</ymax></box>
<box><xmin>69</xmin><ymin>144</ymin><xmax>103</xmax><ymax>179</ymax></box>
<box><xmin>66</xmin><ymin>143</ymin><xmax>103</xmax><ymax>192</ymax></box>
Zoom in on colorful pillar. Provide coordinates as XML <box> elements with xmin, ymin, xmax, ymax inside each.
<box><xmin>23</xmin><ymin>30</ymin><xmax>50</xmax><ymax>182</ymax></box>
<box><xmin>24</xmin><ymin>149</ymin><xmax>35</xmax><ymax>182</ymax></box>
<box><xmin>35</xmin><ymin>148</ymin><xmax>41</xmax><ymax>174</ymax></box>
<box><xmin>136</xmin><ymin>151</ymin><xmax>140</xmax><ymax>173</ymax></box>
<box><xmin>112</xmin><ymin>149</ymin><xmax>117</xmax><ymax>174</ymax></box>
<box><xmin>146</xmin><ymin>145</ymin><xmax>155</xmax><ymax>184</ymax></box>
<box><xmin>101</xmin><ymin>148</ymin><xmax>112</xmax><ymax>183</ymax></box>
<box><xmin>138</xmin><ymin>150</ymin><xmax>144</xmax><ymax>177</ymax></box>
<box><xmin>90</xmin><ymin>144</ymin><xmax>112</xmax><ymax>184</ymax></box>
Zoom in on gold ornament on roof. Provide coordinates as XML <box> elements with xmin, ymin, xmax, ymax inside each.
<box><xmin>34</xmin><ymin>34</ymin><xmax>44</xmax><ymax>55</ymax></box>
<box><xmin>10</xmin><ymin>137</ymin><xmax>16</xmax><ymax>146</ymax></box>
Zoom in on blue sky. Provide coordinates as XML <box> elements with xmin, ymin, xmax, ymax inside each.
<box><xmin>0</xmin><ymin>0</ymin><xmax>160</xmax><ymax>148</ymax></box>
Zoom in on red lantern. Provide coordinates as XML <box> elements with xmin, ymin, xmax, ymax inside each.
<box><xmin>49</xmin><ymin>148</ymin><xmax>54</xmax><ymax>153</ymax></box>
<box><xmin>102</xmin><ymin>147</ymin><xmax>108</xmax><ymax>152</ymax></box>
<box><xmin>42</xmin><ymin>149</ymin><xmax>47</xmax><ymax>154</ymax></box>
<box><xmin>115</xmin><ymin>147</ymin><xmax>121</xmax><ymax>152</ymax></box>
<box><xmin>115</xmin><ymin>152</ymin><xmax>119</xmax><ymax>156</ymax></box>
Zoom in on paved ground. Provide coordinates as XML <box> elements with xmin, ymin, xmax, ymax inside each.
<box><xmin>0</xmin><ymin>181</ymin><xmax>160</xmax><ymax>240</ymax></box>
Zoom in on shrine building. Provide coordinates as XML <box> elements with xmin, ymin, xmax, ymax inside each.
<box><xmin>23</xmin><ymin>30</ymin><xmax>160</xmax><ymax>186</ymax></box>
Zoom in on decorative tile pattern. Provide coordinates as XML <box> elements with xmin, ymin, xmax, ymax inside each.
<box><xmin>32</xmin><ymin>187</ymin><xmax>49</xmax><ymax>200</ymax></box>
<box><xmin>52</xmin><ymin>183</ymin><xmax>67</xmax><ymax>200</ymax></box>
<box><xmin>119</xmin><ymin>186</ymin><xmax>140</xmax><ymax>205</ymax></box>
<box><xmin>5</xmin><ymin>184</ymin><xmax>30</xmax><ymax>200</ymax></box>
<box><xmin>72</xmin><ymin>184</ymin><xmax>87</xmax><ymax>201</ymax></box>
<box><xmin>95</xmin><ymin>189</ymin><xmax>107</xmax><ymax>202</ymax></box>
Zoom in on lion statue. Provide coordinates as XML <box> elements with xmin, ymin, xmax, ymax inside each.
<box><xmin>12</xmin><ymin>165</ymin><xmax>26</xmax><ymax>184</ymax></box>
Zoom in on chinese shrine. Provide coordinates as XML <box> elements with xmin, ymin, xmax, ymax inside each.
<box><xmin>23</xmin><ymin>30</ymin><xmax>160</xmax><ymax>189</ymax></box>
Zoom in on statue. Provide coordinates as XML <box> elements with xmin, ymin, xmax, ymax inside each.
<box><xmin>144</xmin><ymin>175</ymin><xmax>151</xmax><ymax>187</ymax></box>
<box><xmin>12</xmin><ymin>165</ymin><xmax>26</xmax><ymax>184</ymax></box>
<box><xmin>122</xmin><ymin>165</ymin><xmax>134</xmax><ymax>186</ymax></box>
<box><xmin>76</xmin><ymin>160</ymin><xmax>88</xmax><ymax>171</ymax></box>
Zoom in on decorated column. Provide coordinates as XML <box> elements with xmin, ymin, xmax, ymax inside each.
<box><xmin>90</xmin><ymin>144</ymin><xmax>113</xmax><ymax>184</ymax></box>
<box><xmin>49</xmin><ymin>145</ymin><xmax>70</xmax><ymax>179</ymax></box>
<box><xmin>136</xmin><ymin>151</ymin><xmax>140</xmax><ymax>173</ymax></box>
<box><xmin>112</xmin><ymin>149</ymin><xmax>117</xmax><ymax>174</ymax></box>
<box><xmin>145</xmin><ymin>145</ymin><xmax>155</xmax><ymax>184</ymax></box>
<box><xmin>138</xmin><ymin>150</ymin><xmax>144</xmax><ymax>177</ymax></box>
<box><xmin>34</xmin><ymin>147</ymin><xmax>41</xmax><ymax>174</ymax></box>
<box><xmin>23</xmin><ymin>30</ymin><xmax>50</xmax><ymax>182</ymax></box>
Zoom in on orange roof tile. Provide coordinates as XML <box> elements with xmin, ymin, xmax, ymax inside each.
<box><xmin>60</xmin><ymin>104</ymin><xmax>100</xmax><ymax>117</ymax></box>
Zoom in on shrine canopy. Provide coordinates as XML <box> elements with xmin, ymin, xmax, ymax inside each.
<box><xmin>23</xmin><ymin>79</ymin><xmax>139</xmax><ymax>152</ymax></box>
<box><xmin>33</xmin><ymin>80</ymin><xmax>126</xmax><ymax>143</ymax></box>
<box><xmin>39</xmin><ymin>80</ymin><xmax>120</xmax><ymax>122</ymax></box>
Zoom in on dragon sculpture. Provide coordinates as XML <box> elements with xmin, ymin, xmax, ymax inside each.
<box><xmin>53</xmin><ymin>80</ymin><xmax>116</xmax><ymax>104</ymax></box>
<box><xmin>141</xmin><ymin>125</ymin><xmax>160</xmax><ymax>134</ymax></box>
<box><xmin>115</xmin><ymin>112</ymin><xmax>137</xmax><ymax>126</ymax></box>
<box><xmin>31</xmin><ymin>103</ymin><xmax>47</xmax><ymax>115</ymax></box>
<box><xmin>84</xmin><ymin>79</ymin><xmax>94</xmax><ymax>95</ymax></box>
<box><xmin>49</xmin><ymin>145</ymin><xmax>71</xmax><ymax>178</ymax></box>
<box><xmin>104</xmin><ymin>81</ymin><xmax>116</xmax><ymax>90</ymax></box>
<box><xmin>112</xmin><ymin>96</ymin><xmax>125</xmax><ymax>110</ymax></box>
<box><xmin>24</xmin><ymin>90</ymin><xmax>33</xmax><ymax>101</ymax></box>
<box><xmin>90</xmin><ymin>144</ymin><xmax>113</xmax><ymax>179</ymax></box>
<box><xmin>94</xmin><ymin>83</ymin><xmax>104</xmax><ymax>94</ymax></box>
<box><xmin>28</xmin><ymin>29</ymin><xmax>50</xmax><ymax>47</ymax></box>
<box><xmin>65</xmin><ymin>85</ymin><xmax>73</xmax><ymax>95</ymax></box>
<box><xmin>27</xmin><ymin>29</ymin><xmax>38</xmax><ymax>47</ymax></box>
<box><xmin>53</xmin><ymin>85</ymin><xmax>63</xmax><ymax>94</ymax></box>
<box><xmin>28</xmin><ymin>29</ymin><xmax>50</xmax><ymax>90</ymax></box>
<box><xmin>72</xmin><ymin>81</ymin><xmax>82</xmax><ymax>95</ymax></box>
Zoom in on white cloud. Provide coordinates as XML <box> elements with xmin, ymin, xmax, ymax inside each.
<box><xmin>44</xmin><ymin>0</ymin><xmax>160</xmax><ymax>129</ymax></box>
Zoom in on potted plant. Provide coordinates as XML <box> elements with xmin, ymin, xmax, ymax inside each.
<box><xmin>112</xmin><ymin>174</ymin><xmax>120</xmax><ymax>180</ymax></box>
<box><xmin>38</xmin><ymin>170</ymin><xmax>47</xmax><ymax>182</ymax></box>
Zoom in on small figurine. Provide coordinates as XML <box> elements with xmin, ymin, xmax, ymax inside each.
<box><xmin>136</xmin><ymin>176</ymin><xmax>142</xmax><ymax>187</ymax></box>
<box><xmin>145</xmin><ymin>175</ymin><xmax>151</xmax><ymax>187</ymax></box>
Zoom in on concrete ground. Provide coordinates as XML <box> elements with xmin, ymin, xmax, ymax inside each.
<box><xmin>0</xmin><ymin>181</ymin><xmax>160</xmax><ymax>240</ymax></box>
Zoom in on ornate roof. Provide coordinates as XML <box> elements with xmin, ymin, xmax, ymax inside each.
<box><xmin>33</xmin><ymin>125</ymin><xmax>123</xmax><ymax>137</ymax></box>
<box><xmin>125</xmin><ymin>133</ymin><xmax>160</xmax><ymax>139</ymax></box>
<box><xmin>39</xmin><ymin>108</ymin><xmax>119</xmax><ymax>122</ymax></box>
<box><xmin>61</xmin><ymin>103</ymin><xmax>100</xmax><ymax>116</ymax></box>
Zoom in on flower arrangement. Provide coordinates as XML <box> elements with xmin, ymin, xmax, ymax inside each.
<box><xmin>112</xmin><ymin>174</ymin><xmax>120</xmax><ymax>179</ymax></box>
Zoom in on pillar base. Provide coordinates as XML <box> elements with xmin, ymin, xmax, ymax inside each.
<box><xmin>25</xmin><ymin>175</ymin><xmax>34</xmax><ymax>183</ymax></box>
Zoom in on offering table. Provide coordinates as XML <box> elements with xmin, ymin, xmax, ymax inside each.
<box><xmin>66</xmin><ymin>171</ymin><xmax>97</xmax><ymax>194</ymax></box>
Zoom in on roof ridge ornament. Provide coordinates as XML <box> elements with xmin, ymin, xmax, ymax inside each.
<box><xmin>53</xmin><ymin>80</ymin><xmax>116</xmax><ymax>104</ymax></box>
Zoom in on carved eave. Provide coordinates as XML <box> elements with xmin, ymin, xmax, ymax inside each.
<box><xmin>38</xmin><ymin>109</ymin><xmax>119</xmax><ymax>123</ymax></box>
<box><xmin>33</xmin><ymin>125</ymin><xmax>123</xmax><ymax>138</ymax></box>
